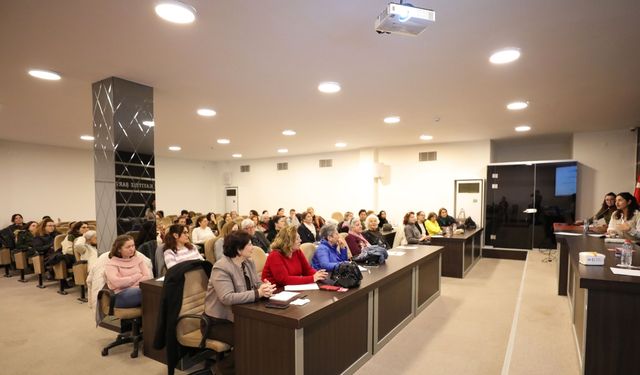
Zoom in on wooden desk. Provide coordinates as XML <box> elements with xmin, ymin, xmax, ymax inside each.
<box><xmin>554</xmin><ymin>233</ymin><xmax>640</xmax><ymax>374</ymax></box>
<box><xmin>428</xmin><ymin>228</ymin><xmax>483</xmax><ymax>278</ymax></box>
<box><xmin>233</xmin><ymin>245</ymin><xmax>443</xmax><ymax>375</ymax></box>
<box><xmin>140</xmin><ymin>279</ymin><xmax>165</xmax><ymax>363</ymax></box>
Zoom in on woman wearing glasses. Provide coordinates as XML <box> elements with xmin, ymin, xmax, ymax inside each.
<box><xmin>163</xmin><ymin>224</ymin><xmax>203</xmax><ymax>269</ymax></box>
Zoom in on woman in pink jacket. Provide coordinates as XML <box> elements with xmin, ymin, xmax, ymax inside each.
<box><xmin>105</xmin><ymin>235</ymin><xmax>152</xmax><ymax>308</ymax></box>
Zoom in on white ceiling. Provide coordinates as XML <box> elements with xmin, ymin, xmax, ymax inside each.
<box><xmin>1</xmin><ymin>0</ymin><xmax>639</xmax><ymax>161</ymax></box>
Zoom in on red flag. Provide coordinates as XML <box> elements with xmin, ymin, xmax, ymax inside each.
<box><xmin>634</xmin><ymin>175</ymin><xmax>640</xmax><ymax>203</ymax></box>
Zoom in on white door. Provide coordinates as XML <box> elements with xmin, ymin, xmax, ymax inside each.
<box><xmin>454</xmin><ymin>179</ymin><xmax>484</xmax><ymax>227</ymax></box>
<box><xmin>225</xmin><ymin>187</ymin><xmax>238</xmax><ymax>213</ymax></box>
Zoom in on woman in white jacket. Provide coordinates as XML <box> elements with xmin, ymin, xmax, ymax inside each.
<box><xmin>607</xmin><ymin>192</ymin><xmax>640</xmax><ymax>239</ymax></box>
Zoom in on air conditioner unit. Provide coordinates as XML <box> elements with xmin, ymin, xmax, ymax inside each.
<box><xmin>375</xmin><ymin>2</ymin><xmax>436</xmax><ymax>36</ymax></box>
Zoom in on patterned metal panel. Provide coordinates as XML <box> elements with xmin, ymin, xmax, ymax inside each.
<box><xmin>92</xmin><ymin>77</ymin><xmax>154</xmax><ymax>253</ymax></box>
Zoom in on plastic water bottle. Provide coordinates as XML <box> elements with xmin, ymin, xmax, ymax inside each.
<box><xmin>622</xmin><ymin>240</ymin><xmax>633</xmax><ymax>268</ymax></box>
<box><xmin>583</xmin><ymin>218</ymin><xmax>590</xmax><ymax>235</ymax></box>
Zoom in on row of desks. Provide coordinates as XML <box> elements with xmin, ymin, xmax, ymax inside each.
<box><xmin>555</xmin><ymin>228</ymin><xmax>640</xmax><ymax>375</ymax></box>
<box><xmin>140</xmin><ymin>228</ymin><xmax>484</xmax><ymax>374</ymax></box>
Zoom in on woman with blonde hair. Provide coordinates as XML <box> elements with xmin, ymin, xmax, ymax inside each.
<box><xmin>262</xmin><ymin>226</ymin><xmax>327</xmax><ymax>287</ymax></box>
<box><xmin>214</xmin><ymin>220</ymin><xmax>239</xmax><ymax>262</ymax></box>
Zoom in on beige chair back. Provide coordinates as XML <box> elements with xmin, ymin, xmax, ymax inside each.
<box><xmin>204</xmin><ymin>236</ymin><xmax>217</xmax><ymax>265</ymax></box>
<box><xmin>176</xmin><ymin>269</ymin><xmax>209</xmax><ymax>345</ymax></box>
<box><xmin>14</xmin><ymin>251</ymin><xmax>28</xmax><ymax>270</ymax></box>
<box><xmin>31</xmin><ymin>255</ymin><xmax>45</xmax><ymax>274</ymax></box>
<box><xmin>0</xmin><ymin>248</ymin><xmax>11</xmax><ymax>265</ymax></box>
<box><xmin>73</xmin><ymin>262</ymin><xmax>88</xmax><ymax>285</ymax></box>
<box><xmin>250</xmin><ymin>246</ymin><xmax>267</xmax><ymax>276</ymax></box>
<box><xmin>393</xmin><ymin>224</ymin><xmax>407</xmax><ymax>247</ymax></box>
<box><xmin>331</xmin><ymin>212</ymin><xmax>344</xmax><ymax>222</ymax></box>
<box><xmin>53</xmin><ymin>234</ymin><xmax>66</xmax><ymax>252</ymax></box>
<box><xmin>300</xmin><ymin>243</ymin><xmax>317</xmax><ymax>264</ymax></box>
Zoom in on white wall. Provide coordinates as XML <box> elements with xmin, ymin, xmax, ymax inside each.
<box><xmin>377</xmin><ymin>140</ymin><xmax>491</xmax><ymax>224</ymax></box>
<box><xmin>2</xmin><ymin>130</ymin><xmax>634</xmax><ymax>229</ymax></box>
<box><xmin>0</xmin><ymin>140</ymin><xmax>95</xmax><ymax>227</ymax></box>
<box><xmin>573</xmin><ymin>129</ymin><xmax>636</xmax><ymax>219</ymax></box>
<box><xmin>212</xmin><ymin>150</ymin><xmax>368</xmax><ymax>219</ymax></box>
<box><xmin>154</xmin><ymin>156</ymin><xmax>220</xmax><ymax>216</ymax></box>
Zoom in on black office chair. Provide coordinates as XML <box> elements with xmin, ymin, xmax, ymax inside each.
<box><xmin>98</xmin><ymin>288</ymin><xmax>143</xmax><ymax>358</ymax></box>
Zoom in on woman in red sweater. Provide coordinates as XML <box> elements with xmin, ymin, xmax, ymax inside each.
<box><xmin>262</xmin><ymin>226</ymin><xmax>328</xmax><ymax>287</ymax></box>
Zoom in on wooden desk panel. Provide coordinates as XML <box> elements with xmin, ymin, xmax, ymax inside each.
<box><xmin>304</xmin><ymin>293</ymin><xmax>370</xmax><ymax>375</ymax></box>
<box><xmin>140</xmin><ymin>279</ymin><xmax>165</xmax><ymax>364</ymax></box>
<box><xmin>429</xmin><ymin>228</ymin><xmax>483</xmax><ymax>278</ymax></box>
<box><xmin>417</xmin><ymin>254</ymin><xmax>440</xmax><ymax>310</ymax></box>
<box><xmin>376</xmin><ymin>269</ymin><xmax>413</xmax><ymax>343</ymax></box>
<box><xmin>235</xmin><ymin>315</ymin><xmax>297</xmax><ymax>375</ymax></box>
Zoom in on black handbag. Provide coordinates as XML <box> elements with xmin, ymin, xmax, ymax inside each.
<box><xmin>331</xmin><ymin>262</ymin><xmax>363</xmax><ymax>288</ymax></box>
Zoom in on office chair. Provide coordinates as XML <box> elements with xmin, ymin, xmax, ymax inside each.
<box><xmin>98</xmin><ymin>288</ymin><xmax>143</xmax><ymax>358</ymax></box>
<box><xmin>175</xmin><ymin>268</ymin><xmax>231</xmax><ymax>374</ymax></box>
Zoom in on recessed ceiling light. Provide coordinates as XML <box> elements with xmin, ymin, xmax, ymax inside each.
<box><xmin>142</xmin><ymin>120</ymin><xmax>155</xmax><ymax>127</ymax></box>
<box><xmin>155</xmin><ymin>1</ymin><xmax>196</xmax><ymax>24</ymax></box>
<box><xmin>384</xmin><ymin>116</ymin><xmax>401</xmax><ymax>124</ymax></box>
<box><xmin>335</xmin><ymin>142</ymin><xmax>347</xmax><ymax>148</ymax></box>
<box><xmin>28</xmin><ymin>69</ymin><xmax>61</xmax><ymax>80</ymax></box>
<box><xmin>282</xmin><ymin>130</ymin><xmax>296</xmax><ymax>136</ymax></box>
<box><xmin>217</xmin><ymin>138</ymin><xmax>230</xmax><ymax>144</ymax></box>
<box><xmin>489</xmin><ymin>48</ymin><xmax>521</xmax><ymax>64</ymax></box>
<box><xmin>515</xmin><ymin>125</ymin><xmax>531</xmax><ymax>132</ymax></box>
<box><xmin>277</xmin><ymin>148</ymin><xmax>288</xmax><ymax>153</ymax></box>
<box><xmin>318</xmin><ymin>82</ymin><xmax>341</xmax><ymax>94</ymax></box>
<box><xmin>80</xmin><ymin>135</ymin><xmax>94</xmax><ymax>141</ymax></box>
<box><xmin>197</xmin><ymin>108</ymin><xmax>216</xmax><ymax>117</ymax></box>
<box><xmin>507</xmin><ymin>101</ymin><xmax>529</xmax><ymax>110</ymax></box>
<box><xmin>419</xmin><ymin>134</ymin><xmax>433</xmax><ymax>141</ymax></box>
<box><xmin>232</xmin><ymin>153</ymin><xmax>242</xmax><ymax>158</ymax></box>
<box><xmin>169</xmin><ymin>145</ymin><xmax>182</xmax><ymax>151</ymax></box>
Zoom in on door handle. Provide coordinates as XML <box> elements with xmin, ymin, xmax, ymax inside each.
<box><xmin>523</xmin><ymin>208</ymin><xmax>537</xmax><ymax>214</ymax></box>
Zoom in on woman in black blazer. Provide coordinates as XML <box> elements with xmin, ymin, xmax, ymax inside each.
<box><xmin>297</xmin><ymin>212</ymin><xmax>318</xmax><ymax>243</ymax></box>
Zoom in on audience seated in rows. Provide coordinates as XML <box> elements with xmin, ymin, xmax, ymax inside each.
<box><xmin>378</xmin><ymin>210</ymin><xmax>389</xmax><ymax>226</ymax></box>
<box><xmin>164</xmin><ymin>224</ymin><xmax>203</xmax><ymax>269</ymax></box>
<box><xmin>104</xmin><ymin>235</ymin><xmax>152</xmax><ymax>308</ymax></box>
<box><xmin>363</xmin><ymin>214</ymin><xmax>390</xmax><ymax>248</ymax></box>
<box><xmin>263</xmin><ymin>226</ymin><xmax>327</xmax><ymax>287</ymax></box>
<box><xmin>135</xmin><ymin>220</ymin><xmax>157</xmax><ymax>248</ymax></box>
<box><xmin>240</xmin><ymin>219</ymin><xmax>270</xmax><ymax>253</ymax></box>
<box><xmin>425</xmin><ymin>212</ymin><xmax>442</xmax><ymax>235</ymax></box>
<box><xmin>404</xmin><ymin>212</ymin><xmax>430</xmax><ymax>244</ymax></box>
<box><xmin>287</xmin><ymin>209</ymin><xmax>300</xmax><ymax>227</ymax></box>
<box><xmin>358</xmin><ymin>209</ymin><xmax>367</xmax><ymax>228</ymax></box>
<box><xmin>203</xmin><ymin>230</ymin><xmax>276</xmax><ymax>375</ymax></box>
<box><xmin>297</xmin><ymin>211</ymin><xmax>318</xmax><ymax>244</ymax></box>
<box><xmin>437</xmin><ymin>208</ymin><xmax>456</xmax><ymax>227</ymax></box>
<box><xmin>345</xmin><ymin>218</ymin><xmax>370</xmax><ymax>257</ymax></box>
<box><xmin>61</xmin><ymin>221</ymin><xmax>89</xmax><ymax>265</ymax></box>
<box><xmin>415</xmin><ymin>211</ymin><xmax>428</xmax><ymax>237</ymax></box>
<box><xmin>215</xmin><ymin>221</ymin><xmax>238</xmax><ymax>262</ymax></box>
<box><xmin>192</xmin><ymin>215</ymin><xmax>216</xmax><ymax>247</ymax></box>
<box><xmin>338</xmin><ymin>211</ymin><xmax>353</xmax><ymax>233</ymax></box>
<box><xmin>266</xmin><ymin>215</ymin><xmax>286</xmax><ymax>243</ymax></box>
<box><xmin>311</xmin><ymin>224</ymin><xmax>349</xmax><ymax>271</ymax></box>
<box><xmin>77</xmin><ymin>230</ymin><xmax>99</xmax><ymax>268</ymax></box>
<box><xmin>15</xmin><ymin>221</ymin><xmax>38</xmax><ymax>255</ymax></box>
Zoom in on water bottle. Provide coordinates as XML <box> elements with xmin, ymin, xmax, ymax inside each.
<box><xmin>621</xmin><ymin>240</ymin><xmax>633</xmax><ymax>268</ymax></box>
<box><xmin>583</xmin><ymin>218</ymin><xmax>590</xmax><ymax>235</ymax></box>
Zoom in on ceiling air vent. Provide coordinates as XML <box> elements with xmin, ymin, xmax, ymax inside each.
<box><xmin>277</xmin><ymin>162</ymin><xmax>288</xmax><ymax>171</ymax></box>
<box><xmin>319</xmin><ymin>159</ymin><xmax>333</xmax><ymax>168</ymax></box>
<box><xmin>240</xmin><ymin>165</ymin><xmax>250</xmax><ymax>173</ymax></box>
<box><xmin>419</xmin><ymin>151</ymin><xmax>437</xmax><ymax>162</ymax></box>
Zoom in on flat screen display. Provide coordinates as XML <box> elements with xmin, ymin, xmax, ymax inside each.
<box><xmin>555</xmin><ymin>165</ymin><xmax>577</xmax><ymax>196</ymax></box>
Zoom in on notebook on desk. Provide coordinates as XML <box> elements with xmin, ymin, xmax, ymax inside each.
<box><xmin>269</xmin><ymin>291</ymin><xmax>300</xmax><ymax>305</ymax></box>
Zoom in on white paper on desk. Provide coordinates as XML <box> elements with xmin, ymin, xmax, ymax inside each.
<box><xmin>387</xmin><ymin>251</ymin><xmax>406</xmax><ymax>256</ymax></box>
<box><xmin>588</xmin><ymin>233</ymin><xmax>606</xmax><ymax>238</ymax></box>
<box><xmin>357</xmin><ymin>265</ymin><xmax>368</xmax><ymax>272</ymax></box>
<box><xmin>554</xmin><ymin>231</ymin><xmax>583</xmax><ymax>236</ymax></box>
<box><xmin>610</xmin><ymin>267</ymin><xmax>640</xmax><ymax>277</ymax></box>
<box><xmin>605</xmin><ymin>238</ymin><xmax>626</xmax><ymax>243</ymax></box>
<box><xmin>269</xmin><ymin>291</ymin><xmax>299</xmax><ymax>302</ymax></box>
<box><xmin>156</xmin><ymin>276</ymin><xmax>165</xmax><ymax>281</ymax></box>
<box><xmin>397</xmin><ymin>245</ymin><xmax>418</xmax><ymax>250</ymax></box>
<box><xmin>284</xmin><ymin>284</ymin><xmax>319</xmax><ymax>291</ymax></box>
<box><xmin>290</xmin><ymin>298</ymin><xmax>310</xmax><ymax>306</ymax></box>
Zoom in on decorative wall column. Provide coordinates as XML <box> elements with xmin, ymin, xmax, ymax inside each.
<box><xmin>92</xmin><ymin>77</ymin><xmax>155</xmax><ymax>253</ymax></box>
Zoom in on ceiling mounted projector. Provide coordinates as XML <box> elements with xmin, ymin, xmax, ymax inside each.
<box><xmin>375</xmin><ymin>2</ymin><xmax>436</xmax><ymax>36</ymax></box>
